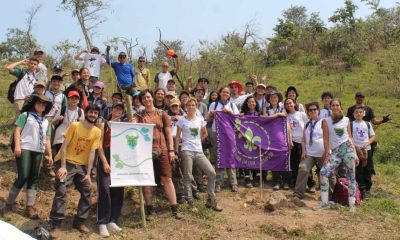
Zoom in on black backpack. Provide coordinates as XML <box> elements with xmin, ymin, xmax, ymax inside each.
<box><xmin>7</xmin><ymin>70</ymin><xmax>26</xmax><ymax>104</ymax></box>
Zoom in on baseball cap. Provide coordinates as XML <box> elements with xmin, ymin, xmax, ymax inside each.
<box><xmin>118</xmin><ymin>52</ymin><xmax>127</xmax><ymax>57</ymax></box>
<box><xmin>53</xmin><ymin>63</ymin><xmax>63</xmax><ymax>72</ymax></box>
<box><xmin>170</xmin><ymin>98</ymin><xmax>181</xmax><ymax>106</ymax></box>
<box><xmin>167</xmin><ymin>79</ymin><xmax>175</xmax><ymax>84</ymax></box>
<box><xmin>166</xmin><ymin>91</ymin><xmax>176</xmax><ymax>98</ymax></box>
<box><xmin>256</xmin><ymin>83</ymin><xmax>266</xmax><ymax>89</ymax></box>
<box><xmin>50</xmin><ymin>75</ymin><xmax>63</xmax><ymax>81</ymax></box>
<box><xmin>71</xmin><ymin>69</ymin><xmax>79</xmax><ymax>74</ymax></box>
<box><xmin>91</xmin><ymin>46</ymin><xmax>100</xmax><ymax>53</ymax></box>
<box><xmin>94</xmin><ymin>81</ymin><xmax>105</xmax><ymax>89</ymax></box>
<box><xmin>112</xmin><ymin>102</ymin><xmax>125</xmax><ymax>109</ymax></box>
<box><xmin>68</xmin><ymin>90</ymin><xmax>80</xmax><ymax>98</ymax></box>
<box><xmin>34</xmin><ymin>81</ymin><xmax>46</xmax><ymax>88</ymax></box>
<box><xmin>33</xmin><ymin>50</ymin><xmax>44</xmax><ymax>55</ymax></box>
<box><xmin>355</xmin><ymin>92</ymin><xmax>365</xmax><ymax>98</ymax></box>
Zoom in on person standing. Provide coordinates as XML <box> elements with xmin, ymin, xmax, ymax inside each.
<box><xmin>134</xmin><ymin>90</ymin><xmax>182</xmax><ymax>220</ymax></box>
<box><xmin>6</xmin><ymin>58</ymin><xmax>40</xmax><ymax>117</ymax></box>
<box><xmin>106</xmin><ymin>50</ymin><xmax>136</xmax><ymax>94</ymax></box>
<box><xmin>198</xmin><ymin>77</ymin><xmax>212</xmax><ymax>102</ymax></box>
<box><xmin>314</xmin><ymin>99</ymin><xmax>359</xmax><ymax>212</ymax></box>
<box><xmin>154</xmin><ymin>56</ymin><xmax>180</xmax><ymax>92</ymax></box>
<box><xmin>319</xmin><ymin>92</ymin><xmax>333</xmax><ymax>119</ymax></box>
<box><xmin>33</xmin><ymin>50</ymin><xmax>48</xmax><ymax>83</ymax></box>
<box><xmin>176</xmin><ymin>97</ymin><xmax>223</xmax><ymax>211</ymax></box>
<box><xmin>75</xmin><ymin>47</ymin><xmax>107</xmax><ymax>82</ymax></box>
<box><xmin>135</xmin><ymin>56</ymin><xmax>151</xmax><ymax>90</ymax></box>
<box><xmin>49</xmin><ymin>104</ymin><xmax>102</xmax><ymax>238</ymax></box>
<box><xmin>3</xmin><ymin>95</ymin><xmax>53</xmax><ymax>219</ymax></box>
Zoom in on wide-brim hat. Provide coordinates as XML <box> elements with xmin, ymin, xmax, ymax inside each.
<box><xmin>21</xmin><ymin>94</ymin><xmax>53</xmax><ymax>116</ymax></box>
<box><xmin>266</xmin><ymin>90</ymin><xmax>283</xmax><ymax>103</ymax></box>
<box><xmin>228</xmin><ymin>81</ymin><xmax>243</xmax><ymax>93</ymax></box>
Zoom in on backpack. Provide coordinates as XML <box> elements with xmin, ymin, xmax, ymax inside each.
<box><xmin>9</xmin><ymin>113</ymin><xmax>30</xmax><ymax>152</ymax></box>
<box><xmin>7</xmin><ymin>70</ymin><xmax>26</xmax><ymax>103</ymax></box>
<box><xmin>54</xmin><ymin>106</ymin><xmax>82</xmax><ymax>131</ymax></box>
<box><xmin>331</xmin><ymin>177</ymin><xmax>362</xmax><ymax>206</ymax></box>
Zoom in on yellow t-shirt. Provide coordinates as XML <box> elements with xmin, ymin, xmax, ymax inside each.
<box><xmin>55</xmin><ymin>122</ymin><xmax>101</xmax><ymax>165</ymax></box>
<box><xmin>135</xmin><ymin>67</ymin><xmax>151</xmax><ymax>90</ymax></box>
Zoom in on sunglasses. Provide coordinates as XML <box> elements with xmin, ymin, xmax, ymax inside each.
<box><xmin>308</xmin><ymin>108</ymin><xmax>318</xmax><ymax>112</ymax></box>
<box><xmin>119</xmin><ymin>56</ymin><xmax>127</xmax><ymax>59</ymax></box>
<box><xmin>139</xmin><ymin>60</ymin><xmax>145</xmax><ymax>62</ymax></box>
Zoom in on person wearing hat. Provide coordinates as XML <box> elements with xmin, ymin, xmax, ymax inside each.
<box><xmin>254</xmin><ymin>83</ymin><xmax>267</xmax><ymax>114</ymax></box>
<box><xmin>33</xmin><ymin>50</ymin><xmax>48</xmax><ymax>83</ymax></box>
<box><xmin>228</xmin><ymin>80</ymin><xmax>253</xmax><ymax>110</ymax></box>
<box><xmin>131</xmin><ymin>91</ymin><xmax>144</xmax><ymax>114</ymax></box>
<box><xmin>75</xmin><ymin>47</ymin><xmax>107</xmax><ymax>80</ymax></box>
<box><xmin>33</xmin><ymin>80</ymin><xmax>47</xmax><ymax>96</ymax></box>
<box><xmin>88</xmin><ymin>81</ymin><xmax>107</xmax><ymax>112</ymax></box>
<box><xmin>50</xmin><ymin>104</ymin><xmax>102</xmax><ymax>237</ymax></box>
<box><xmin>166</xmin><ymin>79</ymin><xmax>177</xmax><ymax>93</ymax></box>
<box><xmin>105</xmin><ymin>49</ymin><xmax>136</xmax><ymax>94</ymax></box>
<box><xmin>45</xmin><ymin>75</ymin><xmax>67</xmax><ymax>122</ymax></box>
<box><xmin>4</xmin><ymin>94</ymin><xmax>53</xmax><ymax>219</ymax></box>
<box><xmin>96</xmin><ymin>101</ymin><xmax>126</xmax><ymax>237</ymax></box>
<box><xmin>164</xmin><ymin>91</ymin><xmax>177</xmax><ymax>110</ymax></box>
<box><xmin>102</xmin><ymin>92</ymin><xmax>124</xmax><ymax>118</ymax></box>
<box><xmin>135</xmin><ymin>56</ymin><xmax>151</xmax><ymax>90</ymax></box>
<box><xmin>6</xmin><ymin>58</ymin><xmax>40</xmax><ymax>118</ymax></box>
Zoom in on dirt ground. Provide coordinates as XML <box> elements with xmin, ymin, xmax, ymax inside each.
<box><xmin>1</xmin><ymin>136</ymin><xmax>399</xmax><ymax>240</ymax></box>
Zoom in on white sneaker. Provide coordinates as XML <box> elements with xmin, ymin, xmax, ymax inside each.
<box><xmin>99</xmin><ymin>224</ymin><xmax>110</xmax><ymax>237</ymax></box>
<box><xmin>107</xmin><ymin>222</ymin><xmax>122</xmax><ymax>232</ymax></box>
<box><xmin>349</xmin><ymin>205</ymin><xmax>356</xmax><ymax>213</ymax></box>
<box><xmin>312</xmin><ymin>202</ymin><xmax>330</xmax><ymax>211</ymax></box>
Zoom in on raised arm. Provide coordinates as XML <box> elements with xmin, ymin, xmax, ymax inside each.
<box><xmin>74</xmin><ymin>50</ymin><xmax>87</xmax><ymax>61</ymax></box>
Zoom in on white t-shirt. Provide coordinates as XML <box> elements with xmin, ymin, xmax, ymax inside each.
<box><xmin>256</xmin><ymin>97</ymin><xmax>267</xmax><ymax>113</ymax></box>
<box><xmin>36</xmin><ymin>62</ymin><xmax>48</xmax><ymax>83</ymax></box>
<box><xmin>17</xmin><ymin>113</ymin><xmax>50</xmax><ymax>153</ymax></box>
<box><xmin>298</xmin><ymin>103</ymin><xmax>305</xmax><ymax>112</ymax></box>
<box><xmin>83</xmin><ymin>53</ymin><xmax>106</xmax><ymax>77</ymax></box>
<box><xmin>208</xmin><ymin>101</ymin><xmax>240</xmax><ymax>132</ymax></box>
<box><xmin>170</xmin><ymin>115</ymin><xmax>183</xmax><ymax>138</ymax></box>
<box><xmin>53</xmin><ymin>108</ymin><xmax>85</xmax><ymax>145</ymax></box>
<box><xmin>288</xmin><ymin>111</ymin><xmax>309</xmax><ymax>143</ymax></box>
<box><xmin>14</xmin><ymin>72</ymin><xmax>36</xmax><ymax>100</ymax></box>
<box><xmin>319</xmin><ymin>108</ymin><xmax>331</xmax><ymax>119</ymax></box>
<box><xmin>230</xmin><ymin>93</ymin><xmax>252</xmax><ymax>110</ymax></box>
<box><xmin>176</xmin><ymin>116</ymin><xmax>206</xmax><ymax>152</ymax></box>
<box><xmin>156</xmin><ymin>71</ymin><xmax>173</xmax><ymax>92</ymax></box>
<box><xmin>45</xmin><ymin>90</ymin><xmax>65</xmax><ymax>117</ymax></box>
<box><xmin>305</xmin><ymin>119</ymin><xmax>325</xmax><ymax>157</ymax></box>
<box><xmin>352</xmin><ymin>121</ymin><xmax>375</xmax><ymax>150</ymax></box>
<box><xmin>326</xmin><ymin>116</ymin><xmax>350</xmax><ymax>149</ymax></box>
<box><xmin>265</xmin><ymin>103</ymin><xmax>285</xmax><ymax>116</ymax></box>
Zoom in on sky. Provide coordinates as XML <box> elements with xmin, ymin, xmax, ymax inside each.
<box><xmin>0</xmin><ymin>0</ymin><xmax>397</xmax><ymax>57</ymax></box>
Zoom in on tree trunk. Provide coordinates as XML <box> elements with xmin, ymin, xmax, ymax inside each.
<box><xmin>75</xmin><ymin>0</ymin><xmax>92</xmax><ymax>49</ymax></box>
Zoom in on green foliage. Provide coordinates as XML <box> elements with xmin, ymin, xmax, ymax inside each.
<box><xmin>0</xmin><ymin>28</ymin><xmax>39</xmax><ymax>59</ymax></box>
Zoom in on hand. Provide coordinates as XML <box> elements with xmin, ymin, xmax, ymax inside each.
<box><xmin>261</xmin><ymin>74</ymin><xmax>267</xmax><ymax>81</ymax></box>
<box><xmin>57</xmin><ymin>115</ymin><xmax>64</xmax><ymax>122</ymax></box>
<box><xmin>355</xmin><ymin>155</ymin><xmax>360</xmax><ymax>166</ymax></box>
<box><xmin>187</xmin><ymin>76</ymin><xmax>193</xmax><ymax>82</ymax></box>
<box><xmin>106</xmin><ymin>45</ymin><xmax>111</xmax><ymax>53</ymax></box>
<box><xmin>82</xmin><ymin>50</ymin><xmax>88</xmax><ymax>53</ymax></box>
<box><xmin>382</xmin><ymin>114</ymin><xmax>391</xmax><ymax>123</ymax></box>
<box><xmin>57</xmin><ymin>167</ymin><xmax>67</xmax><ymax>180</ymax></box>
<box><xmin>222</xmin><ymin>108</ymin><xmax>233</xmax><ymax>114</ymax></box>
<box><xmin>289</xmin><ymin>141</ymin><xmax>294</xmax><ymax>150</ymax></box>
<box><xmin>47</xmin><ymin>155</ymin><xmax>54</xmax><ymax>165</ymax></box>
<box><xmin>301</xmin><ymin>152</ymin><xmax>306</xmax><ymax>161</ymax></box>
<box><xmin>172</xmin><ymin>54</ymin><xmax>178</xmax><ymax>58</ymax></box>
<box><xmin>22</xmin><ymin>59</ymin><xmax>30</xmax><ymax>65</ymax></box>
<box><xmin>103</xmin><ymin>163</ymin><xmax>111</xmax><ymax>174</ymax></box>
<box><xmin>82</xmin><ymin>174</ymin><xmax>92</xmax><ymax>184</ymax></box>
<box><xmin>14</xmin><ymin>146</ymin><xmax>21</xmax><ymax>158</ymax></box>
<box><xmin>168</xmin><ymin>151</ymin><xmax>175</xmax><ymax>163</ymax></box>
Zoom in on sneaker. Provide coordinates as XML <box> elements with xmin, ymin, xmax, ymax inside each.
<box><xmin>177</xmin><ymin>196</ymin><xmax>186</xmax><ymax>204</ymax></box>
<box><xmin>231</xmin><ymin>184</ymin><xmax>239</xmax><ymax>192</ymax></box>
<box><xmin>244</xmin><ymin>178</ymin><xmax>253</xmax><ymax>188</ymax></box>
<box><xmin>50</xmin><ymin>226</ymin><xmax>61</xmax><ymax>239</ymax></box>
<box><xmin>171</xmin><ymin>204</ymin><xmax>183</xmax><ymax>220</ymax></box>
<box><xmin>273</xmin><ymin>183</ymin><xmax>280</xmax><ymax>191</ymax></box>
<box><xmin>107</xmin><ymin>222</ymin><xmax>122</xmax><ymax>232</ymax></box>
<box><xmin>205</xmin><ymin>198</ymin><xmax>223</xmax><ymax>212</ymax></box>
<box><xmin>193</xmin><ymin>192</ymin><xmax>201</xmax><ymax>200</ymax></box>
<box><xmin>99</xmin><ymin>224</ymin><xmax>110</xmax><ymax>237</ymax></box>
<box><xmin>312</xmin><ymin>202</ymin><xmax>330</xmax><ymax>211</ymax></box>
<box><xmin>308</xmin><ymin>186</ymin><xmax>316</xmax><ymax>193</ymax></box>
<box><xmin>187</xmin><ymin>201</ymin><xmax>198</xmax><ymax>212</ymax></box>
<box><xmin>72</xmin><ymin>222</ymin><xmax>90</xmax><ymax>234</ymax></box>
<box><xmin>292</xmin><ymin>196</ymin><xmax>306</xmax><ymax>207</ymax></box>
<box><xmin>283</xmin><ymin>183</ymin><xmax>290</xmax><ymax>190</ymax></box>
<box><xmin>215</xmin><ymin>185</ymin><xmax>221</xmax><ymax>193</ymax></box>
<box><xmin>145</xmin><ymin>205</ymin><xmax>155</xmax><ymax>221</ymax></box>
<box><xmin>349</xmin><ymin>205</ymin><xmax>356</xmax><ymax>213</ymax></box>
<box><xmin>25</xmin><ymin>206</ymin><xmax>39</xmax><ymax>219</ymax></box>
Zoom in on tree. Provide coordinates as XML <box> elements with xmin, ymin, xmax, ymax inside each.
<box><xmin>60</xmin><ymin>0</ymin><xmax>109</xmax><ymax>49</ymax></box>
<box><xmin>282</xmin><ymin>6</ymin><xmax>307</xmax><ymax>29</ymax></box>
<box><xmin>53</xmin><ymin>39</ymin><xmax>82</xmax><ymax>66</ymax></box>
<box><xmin>152</xmin><ymin>40</ymin><xmax>184</xmax><ymax>66</ymax></box>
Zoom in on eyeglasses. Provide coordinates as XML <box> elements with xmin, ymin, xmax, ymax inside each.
<box><xmin>308</xmin><ymin>108</ymin><xmax>318</xmax><ymax>112</ymax></box>
<box><xmin>139</xmin><ymin>60</ymin><xmax>145</xmax><ymax>62</ymax></box>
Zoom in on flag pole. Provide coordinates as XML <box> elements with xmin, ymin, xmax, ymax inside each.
<box><xmin>125</xmin><ymin>94</ymin><xmax>146</xmax><ymax>228</ymax></box>
<box><xmin>259</xmin><ymin>140</ymin><xmax>263</xmax><ymax>200</ymax></box>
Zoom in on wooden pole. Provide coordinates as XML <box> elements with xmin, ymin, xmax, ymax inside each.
<box><xmin>259</xmin><ymin>140</ymin><xmax>263</xmax><ymax>200</ymax></box>
<box><xmin>124</xmin><ymin>94</ymin><xmax>146</xmax><ymax>228</ymax></box>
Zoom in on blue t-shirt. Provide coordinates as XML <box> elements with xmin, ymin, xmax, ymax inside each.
<box><xmin>110</xmin><ymin>62</ymin><xmax>136</xmax><ymax>85</ymax></box>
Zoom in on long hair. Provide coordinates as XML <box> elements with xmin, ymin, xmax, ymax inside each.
<box><xmin>208</xmin><ymin>90</ymin><xmax>219</xmax><ymax>107</ymax></box>
<box><xmin>284</xmin><ymin>98</ymin><xmax>299</xmax><ymax>113</ymax></box>
<box><xmin>241</xmin><ymin>95</ymin><xmax>259</xmax><ymax>115</ymax></box>
<box><xmin>330</xmin><ymin>98</ymin><xmax>344</xmax><ymax>124</ymax></box>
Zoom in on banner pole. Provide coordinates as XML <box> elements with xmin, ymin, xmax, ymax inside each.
<box><xmin>124</xmin><ymin>94</ymin><xmax>146</xmax><ymax>228</ymax></box>
<box><xmin>259</xmin><ymin>140</ymin><xmax>263</xmax><ymax>200</ymax></box>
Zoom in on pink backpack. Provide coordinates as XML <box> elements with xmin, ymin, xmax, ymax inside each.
<box><xmin>331</xmin><ymin>178</ymin><xmax>362</xmax><ymax>206</ymax></box>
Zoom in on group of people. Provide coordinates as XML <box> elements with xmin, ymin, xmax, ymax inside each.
<box><xmin>2</xmin><ymin>48</ymin><xmax>390</xmax><ymax>238</ymax></box>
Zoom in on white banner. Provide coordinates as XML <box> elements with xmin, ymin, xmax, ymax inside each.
<box><xmin>110</xmin><ymin>122</ymin><xmax>156</xmax><ymax>187</ymax></box>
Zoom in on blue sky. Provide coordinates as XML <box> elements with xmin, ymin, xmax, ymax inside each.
<box><xmin>0</xmin><ymin>0</ymin><xmax>397</xmax><ymax>56</ymax></box>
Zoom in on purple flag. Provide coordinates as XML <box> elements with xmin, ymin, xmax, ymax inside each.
<box><xmin>216</xmin><ymin>112</ymin><xmax>290</xmax><ymax>171</ymax></box>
